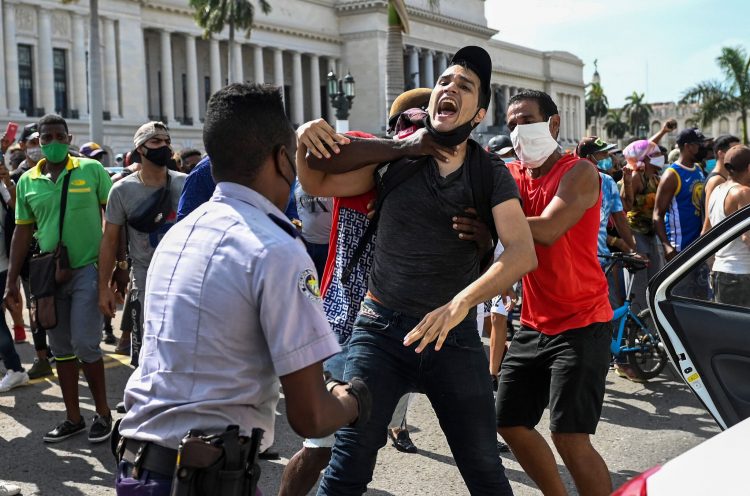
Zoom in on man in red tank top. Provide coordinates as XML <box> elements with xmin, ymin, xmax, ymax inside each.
<box><xmin>496</xmin><ymin>90</ymin><xmax>613</xmax><ymax>496</ymax></box>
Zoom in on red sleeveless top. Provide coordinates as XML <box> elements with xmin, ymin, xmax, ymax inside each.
<box><xmin>508</xmin><ymin>154</ymin><xmax>612</xmax><ymax>335</ymax></box>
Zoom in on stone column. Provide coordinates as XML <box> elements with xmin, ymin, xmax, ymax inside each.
<box><xmin>253</xmin><ymin>45</ymin><xmax>264</xmax><ymax>84</ymax></box>
<box><xmin>160</xmin><ymin>30</ymin><xmax>175</xmax><ymax>124</ymax></box>
<box><xmin>185</xmin><ymin>34</ymin><xmax>200</xmax><ymax>125</ymax></box>
<box><xmin>103</xmin><ymin>18</ymin><xmax>119</xmax><ymax>117</ymax></box>
<box><xmin>209</xmin><ymin>38</ymin><xmax>221</xmax><ymax>94</ymax></box>
<box><xmin>565</xmin><ymin>94</ymin><xmax>572</xmax><ymax>142</ymax></box>
<box><xmin>38</xmin><ymin>9</ymin><xmax>56</xmax><ymax>114</ymax></box>
<box><xmin>436</xmin><ymin>52</ymin><xmax>447</xmax><ymax>79</ymax></box>
<box><xmin>273</xmin><ymin>48</ymin><xmax>284</xmax><ymax>104</ymax></box>
<box><xmin>71</xmin><ymin>14</ymin><xmax>87</xmax><ymax>117</ymax></box>
<box><xmin>326</xmin><ymin>56</ymin><xmax>336</xmax><ymax>122</ymax></box>
<box><xmin>503</xmin><ymin>84</ymin><xmax>510</xmax><ymax>113</ymax></box>
<box><xmin>291</xmin><ymin>51</ymin><xmax>304</xmax><ymax>125</ymax></box>
<box><xmin>408</xmin><ymin>46</ymin><xmax>420</xmax><ymax>88</ymax></box>
<box><xmin>118</xmin><ymin>18</ymin><xmax>147</xmax><ymax>121</ymax></box>
<box><xmin>3</xmin><ymin>2</ymin><xmax>20</xmax><ymax>114</ymax></box>
<box><xmin>232</xmin><ymin>41</ymin><xmax>243</xmax><ymax>83</ymax></box>
<box><xmin>421</xmin><ymin>49</ymin><xmax>434</xmax><ymax>87</ymax></box>
<box><xmin>309</xmin><ymin>54</ymin><xmax>321</xmax><ymax>119</ymax></box>
<box><xmin>0</xmin><ymin>3</ymin><xmax>7</xmax><ymax>114</ymax></box>
<box><xmin>485</xmin><ymin>84</ymin><xmax>496</xmax><ymax>127</ymax></box>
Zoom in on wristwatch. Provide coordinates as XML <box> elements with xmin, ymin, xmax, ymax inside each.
<box><xmin>116</xmin><ymin>260</ymin><xmax>130</xmax><ymax>271</ymax></box>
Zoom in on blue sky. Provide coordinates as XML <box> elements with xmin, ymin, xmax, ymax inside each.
<box><xmin>484</xmin><ymin>0</ymin><xmax>750</xmax><ymax>108</ymax></box>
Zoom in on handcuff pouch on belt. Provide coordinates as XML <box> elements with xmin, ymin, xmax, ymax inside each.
<box><xmin>170</xmin><ymin>425</ymin><xmax>264</xmax><ymax>496</ymax></box>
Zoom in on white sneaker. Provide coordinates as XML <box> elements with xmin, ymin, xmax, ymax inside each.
<box><xmin>0</xmin><ymin>480</ymin><xmax>21</xmax><ymax>496</ymax></box>
<box><xmin>0</xmin><ymin>370</ymin><xmax>30</xmax><ymax>393</ymax></box>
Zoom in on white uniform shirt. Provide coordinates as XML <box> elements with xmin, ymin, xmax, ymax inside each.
<box><xmin>0</xmin><ymin>183</ymin><xmax>12</xmax><ymax>272</ymax></box>
<box><xmin>119</xmin><ymin>182</ymin><xmax>341</xmax><ymax>450</ymax></box>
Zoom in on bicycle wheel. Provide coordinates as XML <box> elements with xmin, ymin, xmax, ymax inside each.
<box><xmin>624</xmin><ymin>309</ymin><xmax>668</xmax><ymax>381</ymax></box>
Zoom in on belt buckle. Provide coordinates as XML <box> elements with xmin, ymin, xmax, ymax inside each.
<box><xmin>132</xmin><ymin>442</ymin><xmax>149</xmax><ymax>479</ymax></box>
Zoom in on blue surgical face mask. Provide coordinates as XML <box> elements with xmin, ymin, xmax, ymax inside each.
<box><xmin>705</xmin><ymin>158</ymin><xmax>717</xmax><ymax>172</ymax></box>
<box><xmin>596</xmin><ymin>157</ymin><xmax>613</xmax><ymax>171</ymax></box>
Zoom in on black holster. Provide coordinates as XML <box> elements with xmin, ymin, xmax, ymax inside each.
<box><xmin>170</xmin><ymin>425</ymin><xmax>264</xmax><ymax>496</ymax></box>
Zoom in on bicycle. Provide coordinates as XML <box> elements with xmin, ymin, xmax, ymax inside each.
<box><xmin>601</xmin><ymin>252</ymin><xmax>668</xmax><ymax>382</ymax></box>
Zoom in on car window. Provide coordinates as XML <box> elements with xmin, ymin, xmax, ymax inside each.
<box><xmin>671</xmin><ymin>223</ymin><xmax>750</xmax><ymax>310</ymax></box>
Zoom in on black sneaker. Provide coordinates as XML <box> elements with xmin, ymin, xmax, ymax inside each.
<box><xmin>43</xmin><ymin>418</ymin><xmax>86</xmax><ymax>443</ymax></box>
<box><xmin>497</xmin><ymin>440</ymin><xmax>511</xmax><ymax>453</ymax></box>
<box><xmin>88</xmin><ymin>414</ymin><xmax>113</xmax><ymax>443</ymax></box>
<box><xmin>102</xmin><ymin>332</ymin><xmax>117</xmax><ymax>345</ymax></box>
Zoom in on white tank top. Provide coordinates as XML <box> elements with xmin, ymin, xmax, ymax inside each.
<box><xmin>708</xmin><ymin>181</ymin><xmax>750</xmax><ymax>274</ymax></box>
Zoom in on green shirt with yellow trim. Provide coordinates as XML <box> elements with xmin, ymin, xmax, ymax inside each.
<box><xmin>15</xmin><ymin>155</ymin><xmax>112</xmax><ymax>268</ymax></box>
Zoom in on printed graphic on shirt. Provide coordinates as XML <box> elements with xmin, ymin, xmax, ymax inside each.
<box><xmin>323</xmin><ymin>206</ymin><xmax>376</xmax><ymax>344</ymax></box>
<box><xmin>298</xmin><ymin>268</ymin><xmax>322</xmax><ymax>301</ymax></box>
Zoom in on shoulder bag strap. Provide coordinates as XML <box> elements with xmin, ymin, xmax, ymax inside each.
<box><xmin>58</xmin><ymin>170</ymin><xmax>72</xmax><ymax>244</ymax></box>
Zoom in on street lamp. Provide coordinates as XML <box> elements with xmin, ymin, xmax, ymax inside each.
<box><xmin>327</xmin><ymin>71</ymin><xmax>356</xmax><ymax>133</ymax></box>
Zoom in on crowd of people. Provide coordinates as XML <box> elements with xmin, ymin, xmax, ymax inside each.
<box><xmin>0</xmin><ymin>43</ymin><xmax>747</xmax><ymax>496</ymax></box>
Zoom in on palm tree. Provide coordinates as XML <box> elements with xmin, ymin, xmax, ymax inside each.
<box><xmin>604</xmin><ymin>109</ymin><xmax>629</xmax><ymax>141</ymax></box>
<box><xmin>585</xmin><ymin>82</ymin><xmax>608</xmax><ymax>135</ymax></box>
<box><xmin>190</xmin><ymin>0</ymin><xmax>271</xmax><ymax>83</ymax></box>
<box><xmin>623</xmin><ymin>91</ymin><xmax>652</xmax><ymax>137</ymax></box>
<box><xmin>62</xmin><ymin>0</ymin><xmax>103</xmax><ymax>143</ymax></box>
<box><xmin>681</xmin><ymin>46</ymin><xmax>750</xmax><ymax>144</ymax></box>
<box><xmin>384</xmin><ymin>0</ymin><xmax>438</xmax><ymax>122</ymax></box>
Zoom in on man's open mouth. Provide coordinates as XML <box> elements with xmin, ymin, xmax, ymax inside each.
<box><xmin>436</xmin><ymin>98</ymin><xmax>459</xmax><ymax>118</ymax></box>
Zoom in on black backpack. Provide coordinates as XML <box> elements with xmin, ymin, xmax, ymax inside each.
<box><xmin>341</xmin><ymin>139</ymin><xmax>501</xmax><ymax>282</ymax></box>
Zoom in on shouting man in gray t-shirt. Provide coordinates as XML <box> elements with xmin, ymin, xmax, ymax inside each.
<box><xmin>98</xmin><ymin>121</ymin><xmax>186</xmax><ymax>366</ymax></box>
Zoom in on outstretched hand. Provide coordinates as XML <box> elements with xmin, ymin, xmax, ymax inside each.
<box><xmin>297</xmin><ymin>119</ymin><xmax>351</xmax><ymax>159</ymax></box>
<box><xmin>403</xmin><ymin>299</ymin><xmax>470</xmax><ymax>353</ymax></box>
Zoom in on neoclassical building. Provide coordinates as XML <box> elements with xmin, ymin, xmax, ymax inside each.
<box><xmin>0</xmin><ymin>0</ymin><xmax>586</xmax><ymax>159</ymax></box>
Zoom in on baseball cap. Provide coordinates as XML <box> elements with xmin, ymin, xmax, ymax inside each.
<box><xmin>388</xmin><ymin>88</ymin><xmax>432</xmax><ymax>132</ymax></box>
<box><xmin>576</xmin><ymin>136</ymin><xmax>616</xmax><ymax>158</ymax></box>
<box><xmin>19</xmin><ymin>123</ymin><xmax>38</xmax><ymax>142</ymax></box>
<box><xmin>79</xmin><ymin>141</ymin><xmax>106</xmax><ymax>158</ymax></box>
<box><xmin>676</xmin><ymin>128</ymin><xmax>706</xmax><ymax>146</ymax></box>
<box><xmin>114</xmin><ymin>153</ymin><xmax>124</xmax><ymax>164</ymax></box>
<box><xmin>133</xmin><ymin>121</ymin><xmax>170</xmax><ymax>149</ymax></box>
<box><xmin>449</xmin><ymin>46</ymin><xmax>492</xmax><ymax>109</ymax></box>
<box><xmin>487</xmin><ymin>135</ymin><xmax>513</xmax><ymax>156</ymax></box>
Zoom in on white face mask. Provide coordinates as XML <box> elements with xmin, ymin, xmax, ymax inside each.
<box><xmin>649</xmin><ymin>155</ymin><xmax>665</xmax><ymax>168</ymax></box>
<box><xmin>26</xmin><ymin>146</ymin><xmax>43</xmax><ymax>163</ymax></box>
<box><xmin>510</xmin><ymin>118</ymin><xmax>559</xmax><ymax>168</ymax></box>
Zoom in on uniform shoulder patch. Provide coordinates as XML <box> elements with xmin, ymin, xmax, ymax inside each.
<box><xmin>298</xmin><ymin>268</ymin><xmax>321</xmax><ymax>301</ymax></box>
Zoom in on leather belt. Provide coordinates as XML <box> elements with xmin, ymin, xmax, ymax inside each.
<box><xmin>120</xmin><ymin>437</ymin><xmax>178</xmax><ymax>478</ymax></box>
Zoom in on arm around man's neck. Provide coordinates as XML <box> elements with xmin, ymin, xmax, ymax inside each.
<box><xmin>306</xmin><ymin>136</ymin><xmax>411</xmax><ymax>174</ymax></box>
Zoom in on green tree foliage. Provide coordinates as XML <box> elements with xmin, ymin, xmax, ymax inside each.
<box><xmin>605</xmin><ymin>108</ymin><xmax>629</xmax><ymax>140</ymax></box>
<box><xmin>623</xmin><ymin>91</ymin><xmax>653</xmax><ymax>137</ymax></box>
<box><xmin>682</xmin><ymin>46</ymin><xmax>750</xmax><ymax>144</ymax></box>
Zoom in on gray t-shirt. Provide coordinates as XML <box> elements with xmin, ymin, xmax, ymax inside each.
<box><xmin>105</xmin><ymin>170</ymin><xmax>187</xmax><ymax>289</ymax></box>
<box><xmin>369</xmin><ymin>150</ymin><xmax>520</xmax><ymax>320</ymax></box>
<box><xmin>294</xmin><ymin>182</ymin><xmax>333</xmax><ymax>244</ymax></box>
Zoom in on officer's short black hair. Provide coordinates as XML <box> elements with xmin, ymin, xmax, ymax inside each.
<box><xmin>37</xmin><ymin>114</ymin><xmax>69</xmax><ymax>134</ymax></box>
<box><xmin>204</xmin><ymin>83</ymin><xmax>294</xmax><ymax>183</ymax></box>
<box><xmin>508</xmin><ymin>90</ymin><xmax>559</xmax><ymax>120</ymax></box>
<box><xmin>179</xmin><ymin>148</ymin><xmax>202</xmax><ymax>161</ymax></box>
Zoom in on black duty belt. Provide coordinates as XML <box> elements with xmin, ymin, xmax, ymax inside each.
<box><xmin>120</xmin><ymin>437</ymin><xmax>178</xmax><ymax>478</ymax></box>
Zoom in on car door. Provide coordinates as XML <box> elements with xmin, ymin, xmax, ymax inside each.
<box><xmin>648</xmin><ymin>204</ymin><xmax>750</xmax><ymax>430</ymax></box>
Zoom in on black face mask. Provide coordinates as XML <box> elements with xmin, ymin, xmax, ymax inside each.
<box><xmin>422</xmin><ymin>109</ymin><xmax>480</xmax><ymax>148</ymax></box>
<box><xmin>279</xmin><ymin>147</ymin><xmax>296</xmax><ymax>189</ymax></box>
<box><xmin>143</xmin><ymin>145</ymin><xmax>172</xmax><ymax>167</ymax></box>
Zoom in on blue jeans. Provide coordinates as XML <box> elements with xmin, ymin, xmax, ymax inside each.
<box><xmin>0</xmin><ymin>271</ymin><xmax>22</xmax><ymax>372</ymax></box>
<box><xmin>317</xmin><ymin>298</ymin><xmax>513</xmax><ymax>496</ymax></box>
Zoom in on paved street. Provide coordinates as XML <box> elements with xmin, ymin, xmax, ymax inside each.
<box><xmin>0</xmin><ymin>329</ymin><xmax>720</xmax><ymax>495</ymax></box>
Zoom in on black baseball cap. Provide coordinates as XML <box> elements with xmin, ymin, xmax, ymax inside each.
<box><xmin>19</xmin><ymin>123</ymin><xmax>38</xmax><ymax>142</ymax></box>
<box><xmin>449</xmin><ymin>46</ymin><xmax>492</xmax><ymax>109</ymax></box>
<box><xmin>576</xmin><ymin>136</ymin><xmax>616</xmax><ymax>157</ymax></box>
<box><xmin>487</xmin><ymin>135</ymin><xmax>513</xmax><ymax>155</ymax></box>
<box><xmin>676</xmin><ymin>128</ymin><xmax>706</xmax><ymax>146</ymax></box>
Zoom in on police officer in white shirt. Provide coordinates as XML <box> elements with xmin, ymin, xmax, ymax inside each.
<box><xmin>114</xmin><ymin>84</ymin><xmax>370</xmax><ymax>495</ymax></box>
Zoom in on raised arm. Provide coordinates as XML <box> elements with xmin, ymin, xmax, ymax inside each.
<box><xmin>527</xmin><ymin>161</ymin><xmax>600</xmax><ymax>246</ymax></box>
<box><xmin>649</xmin><ymin>119</ymin><xmax>677</xmax><ymax>146</ymax></box>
